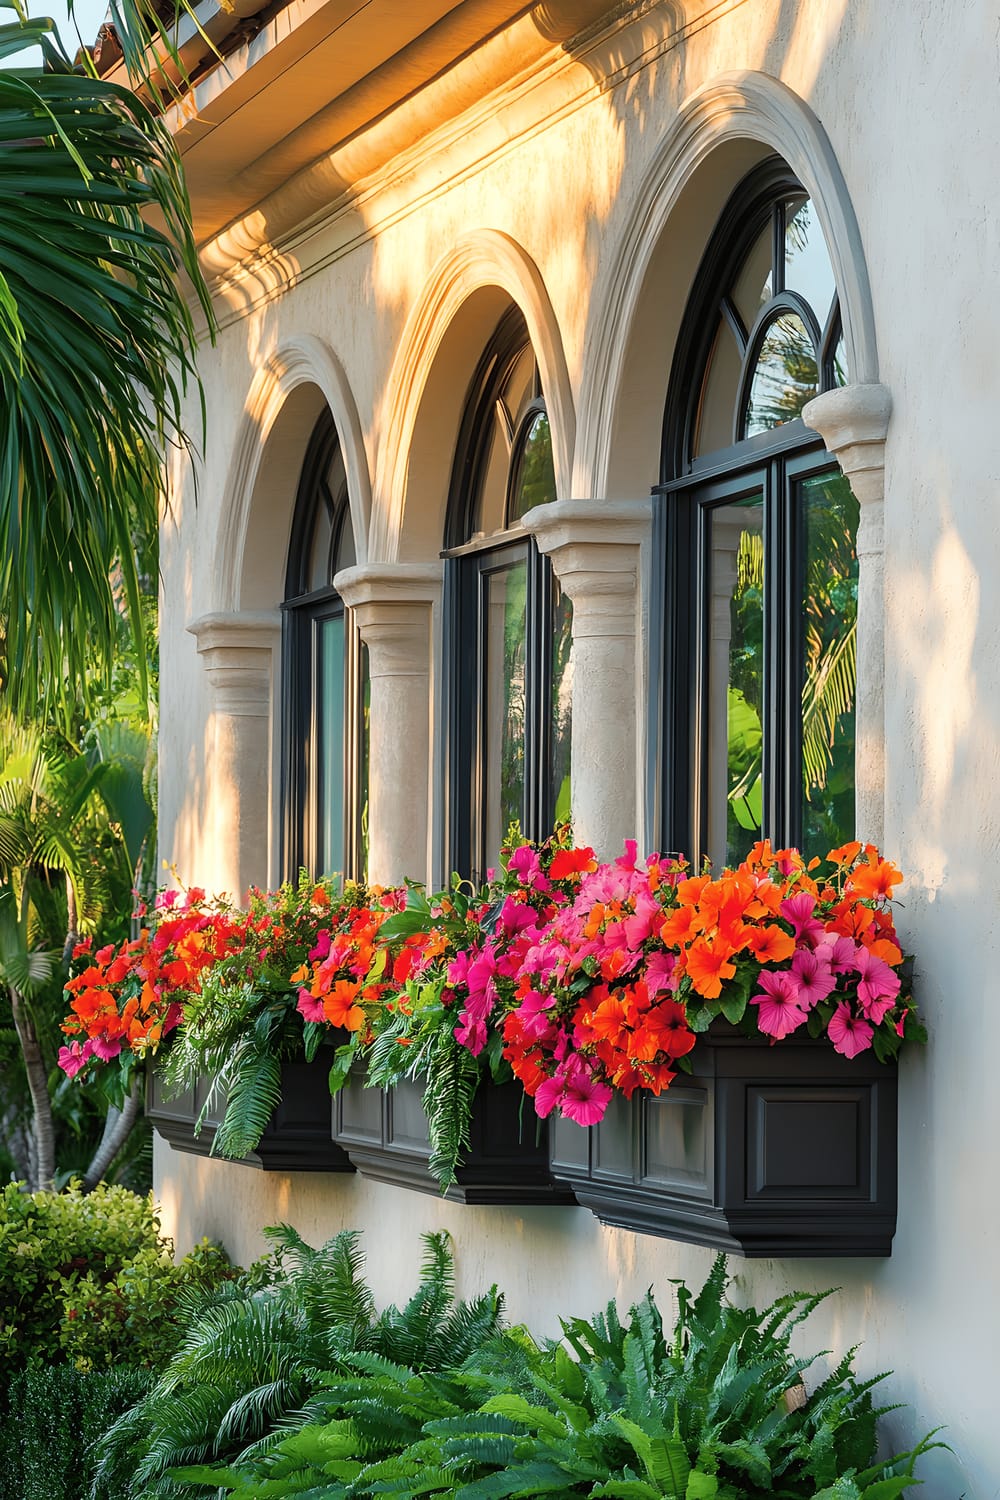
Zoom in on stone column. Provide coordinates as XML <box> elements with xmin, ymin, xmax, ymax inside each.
<box><xmin>333</xmin><ymin>563</ymin><xmax>442</xmax><ymax>886</ymax></box>
<box><xmin>803</xmin><ymin>383</ymin><xmax>891</xmax><ymax>848</ymax></box>
<box><xmin>187</xmin><ymin>611</ymin><xmax>280</xmax><ymax>897</ymax></box>
<box><xmin>523</xmin><ymin>499</ymin><xmax>651</xmax><ymax>859</ymax></box>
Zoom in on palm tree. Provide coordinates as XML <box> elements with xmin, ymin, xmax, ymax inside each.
<box><xmin>0</xmin><ymin>0</ymin><xmax>211</xmax><ymax>722</ymax></box>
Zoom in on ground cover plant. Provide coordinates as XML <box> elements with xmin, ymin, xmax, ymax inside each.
<box><xmin>93</xmin><ymin>1245</ymin><xmax>938</xmax><ymax>1499</ymax></box>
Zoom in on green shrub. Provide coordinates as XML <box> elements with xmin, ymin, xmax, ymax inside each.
<box><xmin>0</xmin><ymin>1365</ymin><xmax>153</xmax><ymax>1500</ymax></box>
<box><xmin>0</xmin><ymin>1180</ymin><xmax>233</xmax><ymax>1371</ymax></box>
<box><xmin>168</xmin><ymin>1255</ymin><xmax>941</xmax><ymax>1499</ymax></box>
<box><xmin>92</xmin><ymin>1226</ymin><xmax>505</xmax><ymax>1499</ymax></box>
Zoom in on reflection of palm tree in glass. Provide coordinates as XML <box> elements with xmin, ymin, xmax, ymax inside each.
<box><xmin>800</xmin><ymin>473</ymin><xmax>858</xmax><ymax>853</ymax></box>
<box><xmin>500</xmin><ymin>568</ymin><xmax>527</xmax><ymax>831</ymax></box>
<box><xmin>745</xmin><ymin>315</ymin><xmax>818</xmax><ymax>434</ymax></box>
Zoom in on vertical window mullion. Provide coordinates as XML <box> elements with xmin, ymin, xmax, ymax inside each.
<box><xmin>525</xmin><ymin>539</ymin><xmax>549</xmax><ymax>841</ymax></box>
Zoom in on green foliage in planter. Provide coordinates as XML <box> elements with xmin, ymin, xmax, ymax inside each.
<box><xmin>91</xmin><ymin>1226</ymin><xmax>504</xmax><ymax>1499</ymax></box>
<box><xmin>0</xmin><ymin>1180</ymin><xmax>233</xmax><ymax>1371</ymax></box>
<box><xmin>167</xmin><ymin>1255</ymin><xmax>941</xmax><ymax>1499</ymax></box>
<box><xmin>153</xmin><ymin>874</ymin><xmax>381</xmax><ymax>1161</ymax></box>
<box><xmin>0</xmin><ymin>1365</ymin><xmax>153</xmax><ymax>1500</ymax></box>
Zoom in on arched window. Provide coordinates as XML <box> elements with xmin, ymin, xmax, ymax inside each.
<box><xmin>657</xmin><ymin>158</ymin><xmax>856</xmax><ymax>867</ymax></box>
<box><xmin>445</xmin><ymin>307</ymin><xmax>572</xmax><ymax>882</ymax></box>
<box><xmin>282</xmin><ymin>409</ymin><xmax>368</xmax><ymax>880</ymax></box>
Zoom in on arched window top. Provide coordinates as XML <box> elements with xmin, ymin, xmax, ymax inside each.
<box><xmin>446</xmin><ymin>307</ymin><xmax>555</xmax><ymax>548</ymax></box>
<box><xmin>666</xmin><ymin>160</ymin><xmax>847</xmax><ymax>474</ymax></box>
<box><xmin>285</xmin><ymin>409</ymin><xmax>355</xmax><ymax>599</ymax></box>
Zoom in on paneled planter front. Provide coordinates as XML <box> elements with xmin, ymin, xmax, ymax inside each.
<box><xmin>549</xmin><ymin>1024</ymin><xmax>897</xmax><ymax>1257</ymax></box>
<box><xmin>146</xmin><ymin>1057</ymin><xmax>355</xmax><ymax>1173</ymax></box>
<box><xmin>333</xmin><ymin>1071</ymin><xmax>575</xmax><ymax>1205</ymax></box>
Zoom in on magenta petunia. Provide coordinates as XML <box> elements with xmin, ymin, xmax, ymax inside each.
<box><xmin>560</xmin><ymin>1068</ymin><xmax>613</xmax><ymax>1126</ymax></box>
<box><xmin>854</xmin><ymin>946</ymin><xmax>901</xmax><ymax>1023</ymax></box>
<box><xmin>623</xmin><ymin>890</ymin><xmax>662</xmax><ymax>949</ymax></box>
<box><xmin>454</xmin><ymin>1014</ymin><xmax>487</xmax><ymax>1055</ymax></box>
<box><xmin>815</xmin><ymin>933</ymin><xmax>860</xmax><ymax>974</ymax></box>
<box><xmin>532</xmin><ymin>1074</ymin><xmax>565</xmax><ymax>1118</ymax></box>
<box><xmin>779</xmin><ymin>891</ymin><xmax>824</xmax><ymax>948</ymax></box>
<box><xmin>790</xmin><ymin>948</ymin><xmax>836</xmax><ymax>1009</ymax></box>
<box><xmin>750</xmin><ymin>969</ymin><xmax>808</xmax><ymax>1038</ymax></box>
<box><xmin>58</xmin><ymin>1039</ymin><xmax>95</xmax><ymax>1079</ymax></box>
<box><xmin>645</xmin><ymin>950</ymin><xmax>678</xmax><ymax>995</ymax></box>
<box><xmin>90</xmin><ymin>1034</ymin><xmax>124</xmax><ymax>1062</ymax></box>
<box><xmin>507</xmin><ymin>845</ymin><xmax>551</xmax><ymax>892</ymax></box>
<box><xmin>828</xmin><ymin>1001</ymin><xmax>874</xmax><ymax>1057</ymax></box>
<box><xmin>308</xmin><ymin>930</ymin><xmax>332</xmax><ymax>962</ymax></box>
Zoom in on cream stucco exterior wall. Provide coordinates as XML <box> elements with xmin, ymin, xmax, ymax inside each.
<box><xmin>156</xmin><ymin>3</ymin><xmax>1000</xmax><ymax>1495</ymax></box>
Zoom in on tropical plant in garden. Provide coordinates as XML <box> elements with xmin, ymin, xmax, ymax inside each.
<box><xmin>0</xmin><ymin>0</ymin><xmax>210</xmax><ymax>724</ymax></box>
<box><xmin>91</xmin><ymin>1227</ymin><xmax>504</xmax><ymax>1500</ymax></box>
<box><xmin>0</xmin><ymin>717</ymin><xmax>157</xmax><ymax>1188</ymax></box>
<box><xmin>142</xmin><ymin>1252</ymin><xmax>940</xmax><ymax>1499</ymax></box>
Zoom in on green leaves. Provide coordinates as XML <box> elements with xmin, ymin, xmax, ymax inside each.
<box><xmin>0</xmin><ymin>0</ymin><xmax>212</xmax><ymax>722</ymax></box>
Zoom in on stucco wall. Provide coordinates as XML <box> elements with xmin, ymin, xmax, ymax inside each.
<box><xmin>157</xmin><ymin>3</ymin><xmax>1000</xmax><ymax>1494</ymax></box>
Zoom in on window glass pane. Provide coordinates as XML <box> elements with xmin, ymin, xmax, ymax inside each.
<box><xmin>473</xmin><ymin>416</ymin><xmax>511</xmax><ymax>536</ymax></box>
<box><xmin>705</xmin><ymin>496</ymin><xmax>764</xmax><ymax>869</ymax></box>
<box><xmin>744</xmin><ymin>313</ymin><xmax>818</xmax><ymax>435</ymax></box>
<box><xmin>484</xmin><ymin>560</ymin><xmax>527</xmax><ymax>871</ymax></box>
<box><xmin>784</xmin><ymin>197</ymin><xmax>837</xmax><ymax>331</ymax></box>
<box><xmin>550</xmin><ymin>579</ymin><xmax>573</xmax><ymax>826</ymax></box>
<box><xmin>335</xmin><ymin>508</ymin><xmax>356</xmax><ymax>574</ymax></box>
<box><xmin>502</xmin><ymin>344</ymin><xmax>536</xmax><ymax>430</ymax></box>
<box><xmin>731</xmin><ymin>221</ymin><xmax>772</xmax><ymax>332</ymax></box>
<box><xmin>317</xmin><ymin>612</ymin><xmax>345</xmax><ymax>876</ymax></box>
<box><xmin>305</xmin><ymin>497</ymin><xmax>333</xmax><ymax>593</ymax></box>
<box><xmin>799</xmin><ymin>468</ymin><xmax>858</xmax><ymax>858</ymax></box>
<box><xmin>694</xmin><ymin>318</ymin><xmax>742</xmax><ymax>457</ymax></box>
<box><xmin>508</xmin><ymin>411</ymin><xmax>557</xmax><ymax>523</ymax></box>
<box><xmin>833</xmin><ymin>329</ymin><xmax>848</xmax><ymax>387</ymax></box>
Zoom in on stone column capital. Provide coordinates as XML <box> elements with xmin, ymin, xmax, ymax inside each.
<box><xmin>523</xmin><ymin>499</ymin><xmax>652</xmax><ymax>637</ymax></box>
<box><xmin>802</xmin><ymin>383</ymin><xmax>891</xmax><ymax>508</ymax></box>
<box><xmin>334</xmin><ymin>562</ymin><xmax>442</xmax><ymax>613</ymax></box>
<box><xmin>187</xmin><ymin>611</ymin><xmax>280</xmax><ymax>716</ymax></box>
<box><xmin>334</xmin><ymin>563</ymin><xmax>442</xmax><ymax>675</ymax></box>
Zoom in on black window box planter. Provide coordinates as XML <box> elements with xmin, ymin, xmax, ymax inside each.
<box><xmin>146</xmin><ymin>1057</ymin><xmax>355</xmax><ymax>1174</ymax></box>
<box><xmin>332</xmin><ymin>1071</ymin><xmax>576</xmax><ymax>1206</ymax></box>
<box><xmin>548</xmin><ymin>1023</ymin><xmax>898</xmax><ymax>1257</ymax></box>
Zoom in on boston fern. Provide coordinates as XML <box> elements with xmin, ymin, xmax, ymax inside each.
<box><xmin>159</xmin><ymin>1254</ymin><xmax>942</xmax><ymax>1499</ymax></box>
<box><xmin>91</xmin><ymin>1227</ymin><xmax>504</xmax><ymax>1500</ymax></box>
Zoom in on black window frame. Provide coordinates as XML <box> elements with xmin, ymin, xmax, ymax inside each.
<box><xmin>442</xmin><ymin>308</ymin><xmax>566</xmax><ymax>883</ymax></box>
<box><xmin>653</xmin><ymin>157</ymin><xmax>854</xmax><ymax>864</ymax></box>
<box><xmin>281</xmin><ymin>409</ymin><xmax>367</xmax><ymax>882</ymax></box>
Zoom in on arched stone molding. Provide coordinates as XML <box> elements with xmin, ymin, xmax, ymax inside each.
<box><xmin>214</xmin><ymin>334</ymin><xmax>372</xmax><ymax>614</ymax></box>
<box><xmin>576</xmin><ymin>71</ymin><xmax>881</xmax><ymax>500</ymax></box>
<box><xmin>371</xmin><ymin>229</ymin><xmax>575</xmax><ymax>564</ymax></box>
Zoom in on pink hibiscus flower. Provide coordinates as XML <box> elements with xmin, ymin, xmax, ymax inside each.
<box><xmin>297</xmin><ymin>988</ymin><xmax>326</xmax><ymax>1023</ymax></box>
<box><xmin>58</xmin><ymin>1039</ymin><xmax>95</xmax><ymax>1079</ymax></box>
